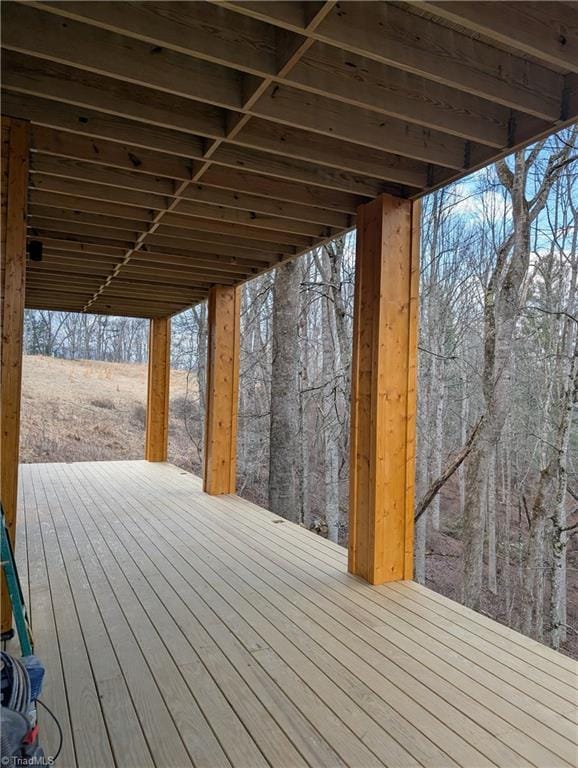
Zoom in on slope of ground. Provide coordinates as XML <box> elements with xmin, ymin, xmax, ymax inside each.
<box><xmin>20</xmin><ymin>355</ymin><xmax>199</xmax><ymax>466</ymax></box>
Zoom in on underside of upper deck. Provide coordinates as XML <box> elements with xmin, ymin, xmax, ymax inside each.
<box><xmin>13</xmin><ymin>460</ymin><xmax>577</xmax><ymax>768</ymax></box>
<box><xmin>2</xmin><ymin>0</ymin><xmax>577</xmax><ymax>317</ymax></box>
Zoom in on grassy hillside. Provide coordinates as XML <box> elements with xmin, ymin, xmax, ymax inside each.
<box><xmin>20</xmin><ymin>355</ymin><xmax>201</xmax><ymax>470</ymax></box>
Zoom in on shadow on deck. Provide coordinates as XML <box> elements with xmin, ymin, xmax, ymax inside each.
<box><xmin>11</xmin><ymin>461</ymin><xmax>577</xmax><ymax>768</ymax></box>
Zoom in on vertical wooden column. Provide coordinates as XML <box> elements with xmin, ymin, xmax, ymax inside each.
<box><xmin>203</xmin><ymin>285</ymin><xmax>240</xmax><ymax>495</ymax></box>
<box><xmin>349</xmin><ymin>194</ymin><xmax>420</xmax><ymax>585</ymax></box>
<box><xmin>145</xmin><ymin>316</ymin><xmax>171</xmax><ymax>462</ymax></box>
<box><xmin>1</xmin><ymin>117</ymin><xmax>30</xmax><ymax>636</ymax></box>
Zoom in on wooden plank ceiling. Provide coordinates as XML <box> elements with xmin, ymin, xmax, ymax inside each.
<box><xmin>2</xmin><ymin>1</ymin><xmax>577</xmax><ymax>318</ymax></box>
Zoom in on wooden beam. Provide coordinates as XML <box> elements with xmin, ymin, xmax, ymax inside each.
<box><xmin>2</xmin><ymin>4</ymin><xmax>470</xmax><ymax>170</ymax></box>
<box><xmin>29</xmin><ymin>0</ymin><xmax>563</xmax><ymax>121</ymax></box>
<box><xmin>26</xmin><ymin>106</ymin><xmax>406</xmax><ymax>196</ymax></box>
<box><xmin>211</xmin><ymin>131</ymin><xmax>425</xmax><ymax>191</ymax></box>
<box><xmin>164</xmin><ymin>205</ymin><xmax>335</xmax><ymax>239</ymax></box>
<box><xmin>288</xmin><ymin>42</ymin><xmax>510</xmax><ymax>146</ymax></box>
<box><xmin>31</xmin><ymin>125</ymin><xmax>195</xmax><ymax>180</ymax></box>
<box><xmin>145</xmin><ymin>316</ymin><xmax>171</xmax><ymax>462</ymax></box>
<box><xmin>29</xmin><ymin>190</ymin><xmax>154</xmax><ymax>222</ymax></box>
<box><xmin>157</xmin><ymin>216</ymin><xmax>313</xmax><ymax>248</ymax></box>
<box><xmin>29</xmin><ymin>173</ymin><xmax>170</xmax><ymax>210</ymax></box>
<box><xmin>10</xmin><ymin>98</ymin><xmax>367</xmax><ymax>214</ymax></box>
<box><xmin>34</xmin><ymin>0</ymin><xmax>279</xmax><ymax>75</ymax></box>
<box><xmin>104</xmin><ymin>284</ymin><xmax>206</xmax><ymax>299</ymax></box>
<box><xmin>247</xmin><ymin>83</ymin><xmax>466</xmax><ymax>169</ymax></box>
<box><xmin>144</xmin><ymin>231</ymin><xmax>294</xmax><ymax>259</ymax></box>
<box><xmin>26</xmin><ymin>281</ymin><xmax>102</xmax><ymax>295</ymax></box>
<box><xmin>30</xmin><ymin>154</ymin><xmax>177</xmax><ymax>196</ymax></box>
<box><xmin>30</xmin><ymin>237</ymin><xmax>127</xmax><ymax>258</ymax></box>
<box><xmin>174</xmin><ymin>194</ymin><xmax>346</xmax><ymax>234</ymax></box>
<box><xmin>0</xmin><ymin>116</ymin><xmax>30</xmax><ymax>636</ymax></box>
<box><xmin>2</xmin><ymin>53</ymin><xmax>433</xmax><ymax>188</ymax></box>
<box><xmin>29</xmin><ymin>205</ymin><xmax>148</xmax><ymax>233</ymax></box>
<box><xmin>26</xmin><ymin>267</ymin><xmax>106</xmax><ymax>282</ymax></box>
<box><xmin>27</xmin><ymin>148</ymin><xmax>353</xmax><ymax>228</ymax></box>
<box><xmin>2</xmin><ymin>2</ymin><xmax>243</xmax><ymax>108</ymax></box>
<box><xmin>23</xmin><ymin>295</ymin><xmax>167</xmax><ymax>318</ymax></box>
<box><xmin>37</xmin><ymin>254</ymin><xmax>119</xmax><ymax>269</ymax></box>
<box><xmin>223</xmin><ymin>1</ymin><xmax>563</xmax><ymax>120</ymax></box>
<box><xmin>349</xmin><ymin>193</ymin><xmax>419</xmax><ymax>585</ymax></box>
<box><xmin>129</xmin><ymin>253</ymin><xmax>259</xmax><ymax>275</ymax></box>
<box><xmin>114</xmin><ymin>268</ymin><xmax>239</xmax><ymax>287</ymax></box>
<box><xmin>133</xmin><ymin>247</ymin><xmax>266</xmax><ymax>269</ymax></box>
<box><xmin>96</xmin><ymin>294</ymin><xmax>186</xmax><ymax>311</ymax></box>
<box><xmin>140</xmin><ymin>240</ymin><xmax>282</xmax><ymax>262</ymax></box>
<box><xmin>28</xmin><ymin>219</ymin><xmax>139</xmax><ymax>244</ymax></box>
<box><xmin>318</xmin><ymin>3</ymin><xmax>563</xmax><ymax>120</ymax></box>
<box><xmin>204</xmin><ymin>285</ymin><xmax>240</xmax><ymax>495</ymax></box>
<box><xmin>2</xmin><ymin>51</ymin><xmax>225</xmax><ymax>139</ymax></box>
<box><xmin>27</xmin><ymin>224</ymin><xmax>137</xmax><ymax>250</ymax></box>
<box><xmin>2</xmin><ymin>90</ymin><xmax>206</xmax><ymax>160</ymax></box>
<box><xmin>198</xmin><ymin>166</ymin><xmax>364</xmax><ymax>213</ymax></box>
<box><xmin>418</xmin><ymin>1</ymin><xmax>578</xmax><ymax>74</ymax></box>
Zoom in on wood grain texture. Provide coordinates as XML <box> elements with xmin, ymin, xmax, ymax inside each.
<box><xmin>1</xmin><ymin>1</ymin><xmax>576</xmax><ymax>318</ymax></box>
<box><xmin>10</xmin><ymin>460</ymin><xmax>577</xmax><ymax>768</ymax></box>
<box><xmin>145</xmin><ymin>317</ymin><xmax>171</xmax><ymax>462</ymax></box>
<box><xmin>418</xmin><ymin>1</ymin><xmax>578</xmax><ymax>73</ymax></box>
<box><xmin>349</xmin><ymin>193</ymin><xmax>417</xmax><ymax>585</ymax></box>
<box><xmin>2</xmin><ymin>0</ymin><xmax>465</xmax><ymax>171</ymax></box>
<box><xmin>203</xmin><ymin>286</ymin><xmax>240</xmax><ymax>495</ymax></box>
<box><xmin>226</xmin><ymin>0</ymin><xmax>564</xmax><ymax>118</ymax></box>
<box><xmin>1</xmin><ymin>116</ymin><xmax>29</xmax><ymax>635</ymax></box>
<box><xmin>404</xmin><ymin>199</ymin><xmax>421</xmax><ymax>579</ymax></box>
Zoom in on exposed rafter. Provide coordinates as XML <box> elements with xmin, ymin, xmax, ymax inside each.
<box><xmin>414</xmin><ymin>1</ymin><xmax>578</xmax><ymax>74</ymax></box>
<box><xmin>1</xmin><ymin>0</ymin><xmax>575</xmax><ymax>318</ymax></box>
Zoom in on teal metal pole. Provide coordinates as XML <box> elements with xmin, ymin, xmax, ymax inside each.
<box><xmin>1</xmin><ymin>506</ymin><xmax>33</xmax><ymax>656</ymax></box>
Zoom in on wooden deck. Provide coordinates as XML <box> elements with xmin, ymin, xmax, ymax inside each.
<box><xmin>11</xmin><ymin>461</ymin><xmax>577</xmax><ymax>768</ymax></box>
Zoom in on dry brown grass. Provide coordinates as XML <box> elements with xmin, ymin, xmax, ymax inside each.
<box><xmin>21</xmin><ymin>356</ymin><xmax>201</xmax><ymax>468</ymax></box>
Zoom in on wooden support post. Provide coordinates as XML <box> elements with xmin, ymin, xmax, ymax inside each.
<box><xmin>145</xmin><ymin>316</ymin><xmax>171</xmax><ymax>462</ymax></box>
<box><xmin>349</xmin><ymin>194</ymin><xmax>420</xmax><ymax>585</ymax></box>
<box><xmin>203</xmin><ymin>285</ymin><xmax>240</xmax><ymax>495</ymax></box>
<box><xmin>1</xmin><ymin>117</ymin><xmax>30</xmax><ymax>636</ymax></box>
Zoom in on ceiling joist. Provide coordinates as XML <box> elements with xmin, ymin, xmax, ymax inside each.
<box><xmin>1</xmin><ymin>0</ymin><xmax>575</xmax><ymax>318</ymax></box>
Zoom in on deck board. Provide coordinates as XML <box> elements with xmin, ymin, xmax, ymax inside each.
<box><xmin>118</xmin><ymin>462</ymin><xmax>575</xmax><ymax>766</ymax></box>
<box><xmin>12</xmin><ymin>461</ymin><xmax>578</xmax><ymax>768</ymax></box>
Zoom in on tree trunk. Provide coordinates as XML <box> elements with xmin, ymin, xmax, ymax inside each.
<box><xmin>521</xmin><ymin>478</ymin><xmax>548</xmax><ymax>638</ymax></box>
<box><xmin>195</xmin><ymin>303</ymin><xmax>207</xmax><ymax>457</ymax></box>
<box><xmin>501</xmin><ymin>439</ymin><xmax>513</xmax><ymax>620</ymax></box>
<box><xmin>430</xmin><ymin>358</ymin><xmax>445</xmax><ymax>530</ymax></box>
<box><xmin>463</xmin><ymin>151</ymin><xmax>532</xmax><ymax>610</ymax></box>
<box><xmin>269</xmin><ymin>260</ymin><xmax>301</xmax><ymax>522</ymax></box>
<box><xmin>459</xmin><ymin>377</ymin><xmax>469</xmax><ymax>519</ymax></box>
<box><xmin>414</xmin><ymin>388</ymin><xmax>428</xmax><ymax>584</ymax></box>
<box><xmin>487</xmin><ymin>451</ymin><xmax>497</xmax><ymax>594</ymax></box>
<box><xmin>321</xmin><ymin>249</ymin><xmax>343</xmax><ymax>542</ymax></box>
<box><xmin>298</xmin><ymin>291</ymin><xmax>310</xmax><ymax>528</ymax></box>
<box><xmin>549</xmin><ymin>335</ymin><xmax>577</xmax><ymax>647</ymax></box>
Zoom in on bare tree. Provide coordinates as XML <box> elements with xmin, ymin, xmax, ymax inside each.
<box><xmin>269</xmin><ymin>261</ymin><xmax>301</xmax><ymax>522</ymax></box>
<box><xmin>462</xmin><ymin>133</ymin><xmax>576</xmax><ymax>611</ymax></box>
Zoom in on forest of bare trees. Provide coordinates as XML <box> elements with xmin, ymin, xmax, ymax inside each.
<box><xmin>24</xmin><ymin>129</ymin><xmax>577</xmax><ymax>656</ymax></box>
<box><xmin>25</xmin><ymin>310</ymin><xmax>148</xmax><ymax>363</ymax></box>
